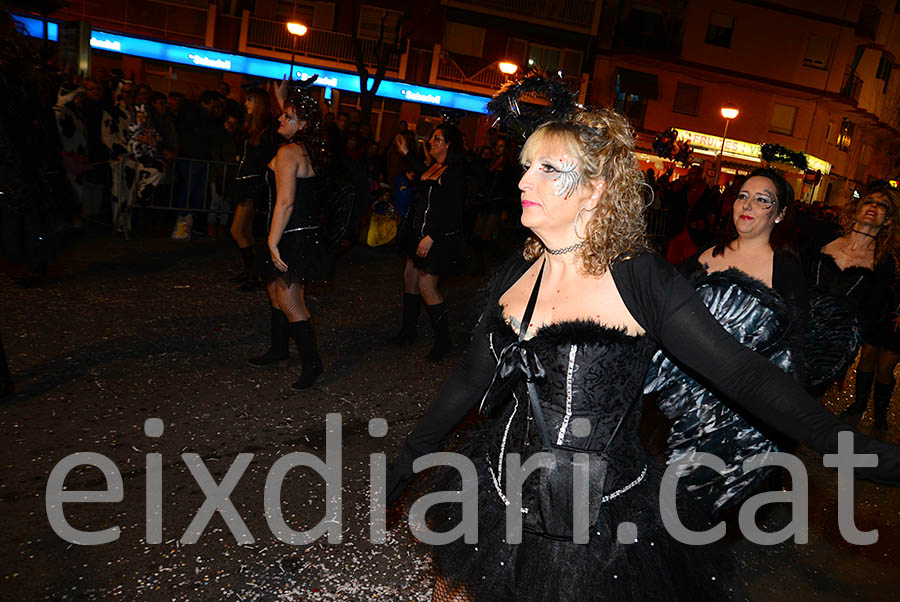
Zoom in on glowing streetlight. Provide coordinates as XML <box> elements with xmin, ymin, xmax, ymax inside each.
<box><xmin>498</xmin><ymin>62</ymin><xmax>518</xmax><ymax>76</ymax></box>
<box><xmin>714</xmin><ymin>104</ymin><xmax>740</xmax><ymax>186</ymax></box>
<box><xmin>720</xmin><ymin>105</ymin><xmax>739</xmax><ymax>120</ymax></box>
<box><xmin>286</xmin><ymin>22</ymin><xmax>308</xmax><ymax>80</ymax></box>
<box><xmin>286</xmin><ymin>22</ymin><xmax>308</xmax><ymax>36</ymax></box>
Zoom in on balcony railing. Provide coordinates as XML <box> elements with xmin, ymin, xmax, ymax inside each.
<box><xmin>435</xmin><ymin>52</ymin><xmax>583</xmax><ymax>98</ymax></box>
<box><xmin>52</xmin><ymin>0</ymin><xmax>208</xmax><ymax>45</ymax></box>
<box><xmin>840</xmin><ymin>67</ymin><xmax>863</xmax><ymax>103</ymax></box>
<box><xmin>245</xmin><ymin>16</ymin><xmax>399</xmax><ymax>71</ymax></box>
<box><xmin>444</xmin><ymin>0</ymin><xmax>597</xmax><ymax>31</ymax></box>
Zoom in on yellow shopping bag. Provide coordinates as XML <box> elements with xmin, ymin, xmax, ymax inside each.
<box><xmin>366</xmin><ymin>213</ymin><xmax>399</xmax><ymax>247</ymax></box>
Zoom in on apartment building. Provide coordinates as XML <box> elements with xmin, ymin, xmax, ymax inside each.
<box><xmin>40</xmin><ymin>0</ymin><xmax>900</xmax><ymax>202</ymax></box>
<box><xmin>597</xmin><ymin>0</ymin><xmax>900</xmax><ymax>203</ymax></box>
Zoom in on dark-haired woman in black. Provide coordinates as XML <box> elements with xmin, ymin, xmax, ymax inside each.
<box><xmin>230</xmin><ymin>87</ymin><xmax>277</xmax><ymax>290</ymax></box>
<box><xmin>246</xmin><ymin>87</ymin><xmax>330</xmax><ymax>390</ymax></box>
<box><xmin>648</xmin><ymin>167</ymin><xmax>808</xmax><ymax>516</ymax></box>
<box><xmin>390</xmin><ymin>124</ymin><xmax>467</xmax><ymax>361</ymax></box>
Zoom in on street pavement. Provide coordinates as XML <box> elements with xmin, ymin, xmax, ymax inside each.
<box><xmin>1</xmin><ymin>234</ymin><xmax>898</xmax><ymax>601</ymax></box>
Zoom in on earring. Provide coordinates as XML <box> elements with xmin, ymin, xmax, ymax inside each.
<box><xmin>574</xmin><ymin>207</ymin><xmax>594</xmax><ymax>240</ymax></box>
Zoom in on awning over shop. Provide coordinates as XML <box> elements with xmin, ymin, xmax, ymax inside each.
<box><xmin>617</xmin><ymin>68</ymin><xmax>659</xmax><ymax>99</ymax></box>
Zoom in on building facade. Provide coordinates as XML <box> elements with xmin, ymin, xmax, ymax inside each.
<box><xmin>38</xmin><ymin>0</ymin><xmax>900</xmax><ymax>202</ymax></box>
<box><xmin>598</xmin><ymin>0</ymin><xmax>900</xmax><ymax>203</ymax></box>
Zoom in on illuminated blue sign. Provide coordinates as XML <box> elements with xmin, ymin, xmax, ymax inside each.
<box><xmin>14</xmin><ymin>14</ymin><xmax>490</xmax><ymax>114</ymax></box>
<box><xmin>13</xmin><ymin>14</ymin><xmax>58</xmax><ymax>41</ymax></box>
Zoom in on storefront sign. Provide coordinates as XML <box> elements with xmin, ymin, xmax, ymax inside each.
<box><xmin>15</xmin><ymin>14</ymin><xmax>490</xmax><ymax>114</ymax></box>
<box><xmin>14</xmin><ymin>15</ymin><xmax>58</xmax><ymax>40</ymax></box>
<box><xmin>675</xmin><ymin>128</ymin><xmax>831</xmax><ymax>174</ymax></box>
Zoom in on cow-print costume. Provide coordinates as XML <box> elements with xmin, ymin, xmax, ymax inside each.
<box><xmin>54</xmin><ymin>87</ymin><xmax>90</xmax><ymax>206</ymax></box>
<box><xmin>101</xmin><ymin>90</ymin><xmax>134</xmax><ymax>233</ymax></box>
<box><xmin>125</xmin><ymin>106</ymin><xmax>165</xmax><ymax>210</ymax></box>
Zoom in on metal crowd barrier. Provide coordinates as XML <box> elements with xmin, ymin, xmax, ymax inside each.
<box><xmin>139</xmin><ymin>158</ymin><xmax>241</xmax><ymax>213</ymax></box>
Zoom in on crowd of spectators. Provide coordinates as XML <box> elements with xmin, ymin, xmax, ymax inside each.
<box><xmin>4</xmin><ymin>41</ymin><xmax>851</xmax><ymax>286</ymax></box>
<box><xmin>642</xmin><ymin>164</ymin><xmax>844</xmax><ymax>263</ymax></box>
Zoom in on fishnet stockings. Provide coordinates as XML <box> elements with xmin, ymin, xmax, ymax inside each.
<box><xmin>432</xmin><ymin>576</ymin><xmax>473</xmax><ymax>602</ymax></box>
<box><xmin>266</xmin><ymin>278</ymin><xmax>310</xmax><ymax>322</ymax></box>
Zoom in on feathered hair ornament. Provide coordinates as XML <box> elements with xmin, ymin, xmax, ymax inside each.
<box><xmin>487</xmin><ymin>70</ymin><xmax>577</xmax><ymax>141</ymax></box>
<box><xmin>283</xmin><ymin>74</ymin><xmax>326</xmax><ymax>171</ymax></box>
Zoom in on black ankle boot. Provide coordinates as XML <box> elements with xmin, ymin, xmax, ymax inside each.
<box><xmin>289</xmin><ymin>320</ymin><xmax>323</xmax><ymax>390</ymax></box>
<box><xmin>425</xmin><ymin>302</ymin><xmax>451</xmax><ymax>362</ymax></box>
<box><xmin>248</xmin><ymin>308</ymin><xmax>290</xmax><ymax>366</ymax></box>
<box><xmin>873</xmin><ymin>380</ymin><xmax>894</xmax><ymax>431</ymax></box>
<box><xmin>843</xmin><ymin>370</ymin><xmax>875</xmax><ymax>417</ymax></box>
<box><xmin>390</xmin><ymin>293</ymin><xmax>421</xmax><ymax>345</ymax></box>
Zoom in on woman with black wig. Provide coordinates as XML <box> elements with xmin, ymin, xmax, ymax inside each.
<box><xmin>390</xmin><ymin>124</ymin><xmax>467</xmax><ymax>361</ymax></box>
<box><xmin>246</xmin><ymin>84</ymin><xmax>329</xmax><ymax>390</ymax></box>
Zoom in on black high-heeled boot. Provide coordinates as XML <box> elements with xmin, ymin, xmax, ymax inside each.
<box><xmin>842</xmin><ymin>370</ymin><xmax>875</xmax><ymax>418</ymax></box>
<box><xmin>425</xmin><ymin>302</ymin><xmax>451</xmax><ymax>362</ymax></box>
<box><xmin>289</xmin><ymin>320</ymin><xmax>323</xmax><ymax>390</ymax></box>
<box><xmin>248</xmin><ymin>308</ymin><xmax>290</xmax><ymax>366</ymax></box>
<box><xmin>873</xmin><ymin>379</ymin><xmax>894</xmax><ymax>431</ymax></box>
<box><xmin>389</xmin><ymin>293</ymin><xmax>421</xmax><ymax>345</ymax></box>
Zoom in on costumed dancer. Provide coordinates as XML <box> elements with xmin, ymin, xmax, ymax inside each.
<box><xmin>645</xmin><ymin>167</ymin><xmax>815</xmax><ymax>517</ymax></box>
<box><xmin>390</xmin><ymin>119</ymin><xmax>467</xmax><ymax>361</ymax></box>
<box><xmin>384</xmin><ymin>74</ymin><xmax>900</xmax><ymax>602</ymax></box>
<box><xmin>247</xmin><ymin>77</ymin><xmax>330</xmax><ymax>390</ymax></box>
<box><xmin>101</xmin><ymin>80</ymin><xmax>136</xmax><ymax>234</ymax></box>
<box><xmin>230</xmin><ymin>86</ymin><xmax>277</xmax><ymax>291</ymax></box>
<box><xmin>830</xmin><ymin>185</ymin><xmax>900</xmax><ymax>430</ymax></box>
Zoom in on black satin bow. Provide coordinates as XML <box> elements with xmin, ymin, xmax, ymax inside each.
<box><xmin>497</xmin><ymin>340</ymin><xmax>546</xmax><ymax>383</ymax></box>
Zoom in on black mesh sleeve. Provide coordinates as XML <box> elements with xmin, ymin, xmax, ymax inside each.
<box><xmin>614</xmin><ymin>252</ymin><xmax>900</xmax><ymax>483</ymax></box>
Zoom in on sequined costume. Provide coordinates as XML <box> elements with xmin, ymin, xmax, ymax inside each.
<box><xmin>255</xmin><ymin>168</ymin><xmax>330</xmax><ymax>284</ymax></box>
<box><xmin>389</xmin><ymin>252</ymin><xmax>900</xmax><ymax>602</ymax></box>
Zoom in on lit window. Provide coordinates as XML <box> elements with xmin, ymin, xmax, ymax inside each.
<box><xmin>769</xmin><ymin>104</ymin><xmax>797</xmax><ymax>135</ymax></box>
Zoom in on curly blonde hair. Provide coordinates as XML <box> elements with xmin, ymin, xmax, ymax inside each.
<box><xmin>838</xmin><ymin>184</ymin><xmax>900</xmax><ymax>273</ymax></box>
<box><xmin>521</xmin><ymin>107</ymin><xmax>649</xmax><ymax>276</ymax></box>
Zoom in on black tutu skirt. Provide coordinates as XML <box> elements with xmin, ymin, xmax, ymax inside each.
<box><xmin>255</xmin><ymin>228</ymin><xmax>332</xmax><ymax>284</ymax></box>
<box><xmin>418</xmin><ymin>425</ymin><xmax>735</xmax><ymax>602</ymax></box>
<box><xmin>398</xmin><ymin>219</ymin><xmax>466</xmax><ymax>276</ymax></box>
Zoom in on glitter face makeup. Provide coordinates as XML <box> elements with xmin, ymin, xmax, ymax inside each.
<box><xmin>522</xmin><ymin>156</ymin><xmax>581</xmax><ymax>200</ymax></box>
<box><xmin>552</xmin><ymin>158</ymin><xmax>580</xmax><ymax>199</ymax></box>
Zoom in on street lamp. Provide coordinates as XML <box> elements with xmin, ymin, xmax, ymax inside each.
<box><xmin>714</xmin><ymin>104</ymin><xmax>739</xmax><ymax>187</ymax></box>
<box><xmin>498</xmin><ymin>61</ymin><xmax>518</xmax><ymax>76</ymax></box>
<box><xmin>286</xmin><ymin>22</ymin><xmax>308</xmax><ymax>80</ymax></box>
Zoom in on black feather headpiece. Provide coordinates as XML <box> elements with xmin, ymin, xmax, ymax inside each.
<box><xmin>487</xmin><ymin>70</ymin><xmax>577</xmax><ymax>141</ymax></box>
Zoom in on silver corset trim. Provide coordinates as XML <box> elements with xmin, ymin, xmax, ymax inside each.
<box><xmin>556</xmin><ymin>344</ymin><xmax>577</xmax><ymax>445</ymax></box>
<box><xmin>283</xmin><ymin>225</ymin><xmax>318</xmax><ymax>234</ymax></box>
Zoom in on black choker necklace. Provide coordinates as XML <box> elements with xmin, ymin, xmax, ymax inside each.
<box><xmin>545</xmin><ymin>241</ymin><xmax>585</xmax><ymax>255</ymax></box>
<box><xmin>851</xmin><ymin>228</ymin><xmax>878</xmax><ymax>239</ymax></box>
